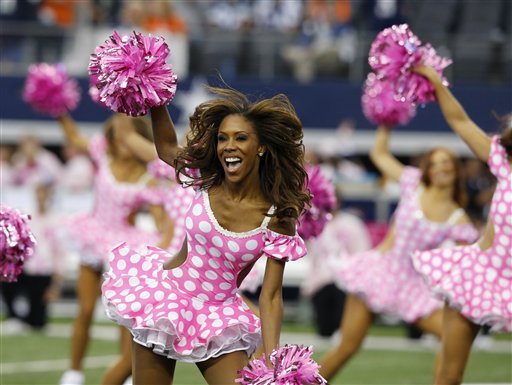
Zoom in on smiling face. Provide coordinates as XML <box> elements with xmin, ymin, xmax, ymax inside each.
<box><xmin>426</xmin><ymin>149</ymin><xmax>457</xmax><ymax>188</ymax></box>
<box><xmin>217</xmin><ymin>114</ymin><xmax>263</xmax><ymax>184</ymax></box>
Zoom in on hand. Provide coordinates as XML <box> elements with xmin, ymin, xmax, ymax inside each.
<box><xmin>412</xmin><ymin>64</ymin><xmax>439</xmax><ymax>81</ymax></box>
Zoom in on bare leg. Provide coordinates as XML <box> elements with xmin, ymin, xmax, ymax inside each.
<box><xmin>435</xmin><ymin>305</ymin><xmax>479</xmax><ymax>385</ymax></box>
<box><xmin>196</xmin><ymin>350</ymin><xmax>249</xmax><ymax>385</ymax></box>
<box><xmin>100</xmin><ymin>327</ymin><xmax>133</xmax><ymax>385</ymax></box>
<box><xmin>414</xmin><ymin>308</ymin><xmax>443</xmax><ymax>382</ymax></box>
<box><xmin>132</xmin><ymin>341</ymin><xmax>175</xmax><ymax>385</ymax></box>
<box><xmin>318</xmin><ymin>294</ymin><xmax>375</xmax><ymax>381</ymax></box>
<box><xmin>70</xmin><ymin>265</ymin><xmax>101</xmax><ymax>370</ymax></box>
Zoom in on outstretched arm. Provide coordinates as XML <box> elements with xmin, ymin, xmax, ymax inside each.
<box><xmin>369</xmin><ymin>125</ymin><xmax>404</xmax><ymax>182</ymax></box>
<box><xmin>57</xmin><ymin>114</ymin><xmax>90</xmax><ymax>152</ymax></box>
<box><xmin>112</xmin><ymin>114</ymin><xmax>157</xmax><ymax>163</ymax></box>
<box><xmin>414</xmin><ymin>65</ymin><xmax>491</xmax><ymax>161</ymax></box>
<box><xmin>150</xmin><ymin>106</ymin><xmax>181</xmax><ymax>166</ymax></box>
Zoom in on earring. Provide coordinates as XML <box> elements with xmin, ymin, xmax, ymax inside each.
<box><xmin>258</xmin><ymin>152</ymin><xmax>264</xmax><ymax>157</ymax></box>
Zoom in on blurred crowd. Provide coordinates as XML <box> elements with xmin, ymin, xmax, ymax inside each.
<box><xmin>1</xmin><ymin>0</ymin><xmax>509</xmax><ymax>83</ymax></box>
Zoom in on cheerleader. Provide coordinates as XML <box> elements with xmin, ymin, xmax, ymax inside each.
<box><xmin>57</xmin><ymin>113</ymin><xmax>169</xmax><ymax>385</ymax></box>
<box><xmin>101</xmin><ymin>87</ymin><xmax>311</xmax><ymax>385</ymax></box>
<box><xmin>412</xmin><ymin>65</ymin><xmax>511</xmax><ymax>385</ymax></box>
<box><xmin>319</xmin><ymin>125</ymin><xmax>480</xmax><ymax>382</ymax></box>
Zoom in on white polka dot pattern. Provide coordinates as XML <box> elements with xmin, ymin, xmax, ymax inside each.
<box><xmin>102</xmin><ymin>189</ymin><xmax>307</xmax><ymax>362</ymax></box>
<box><xmin>65</xmin><ymin>135</ymin><xmax>160</xmax><ymax>271</ymax></box>
<box><xmin>413</xmin><ymin>137</ymin><xmax>512</xmax><ymax>332</ymax></box>
<box><xmin>334</xmin><ymin>167</ymin><xmax>480</xmax><ymax>322</ymax></box>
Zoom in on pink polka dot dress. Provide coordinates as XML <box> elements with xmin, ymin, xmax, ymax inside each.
<box><xmin>101</xmin><ymin>188</ymin><xmax>307</xmax><ymax>362</ymax></box>
<box><xmin>413</xmin><ymin>136</ymin><xmax>512</xmax><ymax>331</ymax></box>
<box><xmin>65</xmin><ymin>135</ymin><xmax>161</xmax><ymax>271</ymax></box>
<box><xmin>333</xmin><ymin>167</ymin><xmax>480</xmax><ymax>322</ymax></box>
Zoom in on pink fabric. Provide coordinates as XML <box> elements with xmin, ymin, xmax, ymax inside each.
<box><xmin>334</xmin><ymin>166</ymin><xmax>480</xmax><ymax>322</ymax></box>
<box><xmin>23</xmin><ymin>212</ymin><xmax>64</xmax><ymax>276</ymax></box>
<box><xmin>65</xmin><ymin>135</ymin><xmax>160</xmax><ymax>271</ymax></box>
<box><xmin>102</xmin><ymin>189</ymin><xmax>307</xmax><ymax>362</ymax></box>
<box><xmin>301</xmin><ymin>212</ymin><xmax>372</xmax><ymax>297</ymax></box>
<box><xmin>413</xmin><ymin>136</ymin><xmax>512</xmax><ymax>331</ymax></box>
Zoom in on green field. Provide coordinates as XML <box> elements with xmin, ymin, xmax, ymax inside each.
<box><xmin>1</xmin><ymin>320</ymin><xmax>511</xmax><ymax>385</ymax></box>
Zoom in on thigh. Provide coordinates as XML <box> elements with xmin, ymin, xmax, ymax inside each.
<box><xmin>132</xmin><ymin>341</ymin><xmax>175</xmax><ymax>385</ymax></box>
<box><xmin>440</xmin><ymin>305</ymin><xmax>480</xmax><ymax>374</ymax></box>
<box><xmin>77</xmin><ymin>265</ymin><xmax>101</xmax><ymax>309</ymax></box>
<box><xmin>196</xmin><ymin>351</ymin><xmax>249</xmax><ymax>385</ymax></box>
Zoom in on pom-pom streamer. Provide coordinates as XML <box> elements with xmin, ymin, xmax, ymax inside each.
<box><xmin>361</xmin><ymin>72</ymin><xmax>417</xmax><ymax>126</ymax></box>
<box><xmin>89</xmin><ymin>31</ymin><xmax>177</xmax><ymax>116</ymax></box>
<box><xmin>23</xmin><ymin>63</ymin><xmax>81</xmax><ymax>117</ymax></box>
<box><xmin>236</xmin><ymin>344</ymin><xmax>327</xmax><ymax>385</ymax></box>
<box><xmin>298</xmin><ymin>165</ymin><xmax>336</xmax><ymax>240</ymax></box>
<box><xmin>0</xmin><ymin>206</ymin><xmax>36</xmax><ymax>282</ymax></box>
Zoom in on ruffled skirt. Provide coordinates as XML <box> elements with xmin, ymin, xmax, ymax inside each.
<box><xmin>102</xmin><ymin>243</ymin><xmax>262</xmax><ymax>362</ymax></box>
<box><xmin>413</xmin><ymin>244</ymin><xmax>512</xmax><ymax>332</ymax></box>
<box><xmin>333</xmin><ymin>249</ymin><xmax>442</xmax><ymax>322</ymax></box>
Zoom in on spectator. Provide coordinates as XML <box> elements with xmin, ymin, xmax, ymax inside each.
<box><xmin>281</xmin><ymin>0</ymin><xmax>356</xmax><ymax>82</ymax></box>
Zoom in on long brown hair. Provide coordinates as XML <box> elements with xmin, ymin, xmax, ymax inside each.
<box><xmin>419</xmin><ymin>147</ymin><xmax>468</xmax><ymax>207</ymax></box>
<box><xmin>175</xmin><ymin>86</ymin><xmax>311</xmax><ymax>220</ymax></box>
<box><xmin>498</xmin><ymin>113</ymin><xmax>512</xmax><ymax>157</ymax></box>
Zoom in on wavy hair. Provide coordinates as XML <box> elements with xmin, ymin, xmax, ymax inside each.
<box><xmin>419</xmin><ymin>147</ymin><xmax>468</xmax><ymax>207</ymax></box>
<box><xmin>175</xmin><ymin>86</ymin><xmax>311</xmax><ymax>220</ymax></box>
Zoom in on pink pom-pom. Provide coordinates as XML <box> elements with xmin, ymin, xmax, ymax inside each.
<box><xmin>0</xmin><ymin>205</ymin><xmax>36</xmax><ymax>282</ymax></box>
<box><xmin>368</xmin><ymin>24</ymin><xmax>452</xmax><ymax>105</ymax></box>
<box><xmin>368</xmin><ymin>24</ymin><xmax>422</xmax><ymax>80</ymax></box>
<box><xmin>297</xmin><ymin>165</ymin><xmax>336</xmax><ymax>240</ymax></box>
<box><xmin>89</xmin><ymin>30</ymin><xmax>178</xmax><ymax>116</ymax></box>
<box><xmin>23</xmin><ymin>63</ymin><xmax>81</xmax><ymax>117</ymax></box>
<box><xmin>361</xmin><ymin>72</ymin><xmax>417</xmax><ymax>126</ymax></box>
<box><xmin>237</xmin><ymin>344</ymin><xmax>327</xmax><ymax>385</ymax></box>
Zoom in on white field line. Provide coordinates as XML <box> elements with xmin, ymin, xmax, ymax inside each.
<box><xmin>0</xmin><ymin>355</ymin><xmax>118</xmax><ymax>374</ymax></box>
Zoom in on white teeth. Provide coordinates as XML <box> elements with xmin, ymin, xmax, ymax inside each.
<box><xmin>225</xmin><ymin>157</ymin><xmax>241</xmax><ymax>162</ymax></box>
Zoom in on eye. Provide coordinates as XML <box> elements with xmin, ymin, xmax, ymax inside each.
<box><xmin>217</xmin><ymin>134</ymin><xmax>227</xmax><ymax>142</ymax></box>
<box><xmin>236</xmin><ymin>134</ymin><xmax>248</xmax><ymax>141</ymax></box>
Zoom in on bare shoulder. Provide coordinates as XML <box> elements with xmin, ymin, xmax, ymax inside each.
<box><xmin>267</xmin><ymin>215</ymin><xmax>297</xmax><ymax>236</ymax></box>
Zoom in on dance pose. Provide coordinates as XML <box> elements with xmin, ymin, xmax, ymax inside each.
<box><xmin>319</xmin><ymin>125</ymin><xmax>479</xmax><ymax>382</ymax></box>
<box><xmin>57</xmin><ymin>113</ymin><xmax>168</xmax><ymax>385</ymax></box>
<box><xmin>412</xmin><ymin>65</ymin><xmax>511</xmax><ymax>385</ymax></box>
<box><xmin>102</xmin><ymin>86</ymin><xmax>311</xmax><ymax>385</ymax></box>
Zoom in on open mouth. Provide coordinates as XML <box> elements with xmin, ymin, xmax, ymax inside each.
<box><xmin>224</xmin><ymin>157</ymin><xmax>242</xmax><ymax>173</ymax></box>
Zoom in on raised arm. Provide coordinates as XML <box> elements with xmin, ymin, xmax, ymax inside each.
<box><xmin>57</xmin><ymin>114</ymin><xmax>90</xmax><ymax>152</ymax></box>
<box><xmin>414</xmin><ymin>65</ymin><xmax>491</xmax><ymax>161</ymax></box>
<box><xmin>150</xmin><ymin>106</ymin><xmax>181</xmax><ymax>166</ymax></box>
<box><xmin>112</xmin><ymin>114</ymin><xmax>158</xmax><ymax>163</ymax></box>
<box><xmin>369</xmin><ymin>125</ymin><xmax>405</xmax><ymax>182</ymax></box>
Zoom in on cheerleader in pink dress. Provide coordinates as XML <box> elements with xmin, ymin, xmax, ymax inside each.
<box><xmin>412</xmin><ymin>65</ymin><xmax>511</xmax><ymax>385</ymax></box>
<box><xmin>57</xmin><ymin>114</ymin><xmax>168</xmax><ymax>385</ymax></box>
<box><xmin>102</xmin><ymin>87</ymin><xmax>311</xmax><ymax>385</ymax></box>
<box><xmin>319</xmin><ymin>125</ymin><xmax>479</xmax><ymax>382</ymax></box>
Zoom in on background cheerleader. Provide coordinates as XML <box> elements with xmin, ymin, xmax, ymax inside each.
<box><xmin>318</xmin><ymin>124</ymin><xmax>479</xmax><ymax>382</ymax></box>
<box><xmin>412</xmin><ymin>64</ymin><xmax>511</xmax><ymax>385</ymax></box>
<box><xmin>56</xmin><ymin>113</ymin><xmax>169</xmax><ymax>385</ymax></box>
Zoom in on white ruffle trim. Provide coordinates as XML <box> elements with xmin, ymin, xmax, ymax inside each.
<box><xmin>103</xmin><ymin>298</ymin><xmax>262</xmax><ymax>362</ymax></box>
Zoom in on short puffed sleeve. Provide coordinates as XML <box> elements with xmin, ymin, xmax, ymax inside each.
<box><xmin>447</xmin><ymin>223</ymin><xmax>480</xmax><ymax>244</ymax></box>
<box><xmin>262</xmin><ymin>230</ymin><xmax>307</xmax><ymax>262</ymax></box>
<box><xmin>488</xmin><ymin>135</ymin><xmax>510</xmax><ymax>179</ymax></box>
<box><xmin>147</xmin><ymin>158</ymin><xmax>176</xmax><ymax>181</ymax></box>
<box><xmin>88</xmin><ymin>135</ymin><xmax>107</xmax><ymax>165</ymax></box>
<box><xmin>399</xmin><ymin>166</ymin><xmax>422</xmax><ymax>197</ymax></box>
